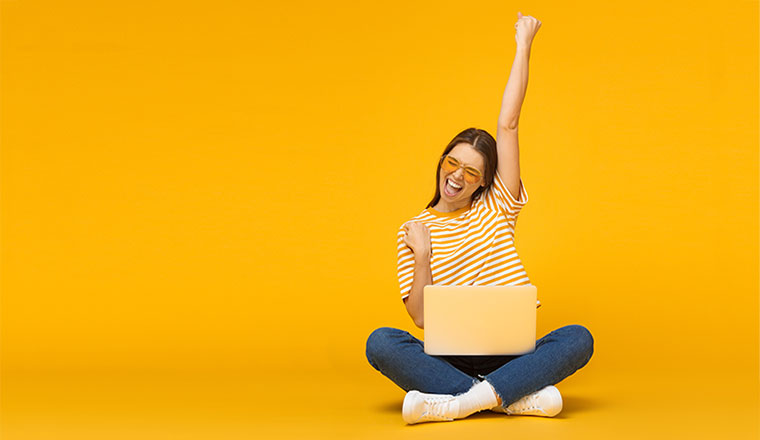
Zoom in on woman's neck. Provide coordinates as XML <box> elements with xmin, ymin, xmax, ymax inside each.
<box><xmin>432</xmin><ymin>199</ymin><xmax>470</xmax><ymax>213</ymax></box>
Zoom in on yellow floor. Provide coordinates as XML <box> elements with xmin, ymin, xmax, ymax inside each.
<box><xmin>2</xmin><ymin>364</ymin><xmax>758</xmax><ymax>440</ymax></box>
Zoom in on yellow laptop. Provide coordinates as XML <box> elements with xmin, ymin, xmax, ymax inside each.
<box><xmin>423</xmin><ymin>284</ymin><xmax>539</xmax><ymax>356</ymax></box>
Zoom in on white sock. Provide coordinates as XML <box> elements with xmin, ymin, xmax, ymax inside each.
<box><xmin>455</xmin><ymin>380</ymin><xmax>500</xmax><ymax>418</ymax></box>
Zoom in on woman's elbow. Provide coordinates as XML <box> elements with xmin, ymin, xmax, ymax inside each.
<box><xmin>403</xmin><ymin>297</ymin><xmax>424</xmax><ymax>329</ymax></box>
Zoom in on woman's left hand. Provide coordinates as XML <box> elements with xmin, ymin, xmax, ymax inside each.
<box><xmin>402</xmin><ymin>221</ymin><xmax>432</xmax><ymax>260</ymax></box>
<box><xmin>514</xmin><ymin>12</ymin><xmax>542</xmax><ymax>48</ymax></box>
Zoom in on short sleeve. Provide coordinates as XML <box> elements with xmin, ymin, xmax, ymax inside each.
<box><xmin>486</xmin><ymin>170</ymin><xmax>529</xmax><ymax>216</ymax></box>
<box><xmin>396</xmin><ymin>225</ymin><xmax>415</xmax><ymax>301</ymax></box>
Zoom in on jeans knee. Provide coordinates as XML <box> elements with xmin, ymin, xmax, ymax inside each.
<box><xmin>566</xmin><ymin>324</ymin><xmax>594</xmax><ymax>364</ymax></box>
<box><xmin>366</xmin><ymin>327</ymin><xmax>403</xmax><ymax>369</ymax></box>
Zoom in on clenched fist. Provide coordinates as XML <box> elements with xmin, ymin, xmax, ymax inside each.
<box><xmin>402</xmin><ymin>221</ymin><xmax>431</xmax><ymax>261</ymax></box>
<box><xmin>515</xmin><ymin>12</ymin><xmax>542</xmax><ymax>48</ymax></box>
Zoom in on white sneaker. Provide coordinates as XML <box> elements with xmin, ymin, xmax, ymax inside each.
<box><xmin>496</xmin><ymin>385</ymin><xmax>563</xmax><ymax>417</ymax></box>
<box><xmin>402</xmin><ymin>390</ymin><xmax>460</xmax><ymax>424</ymax></box>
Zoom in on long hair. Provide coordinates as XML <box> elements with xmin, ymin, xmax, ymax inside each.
<box><xmin>425</xmin><ymin>128</ymin><xmax>498</xmax><ymax>209</ymax></box>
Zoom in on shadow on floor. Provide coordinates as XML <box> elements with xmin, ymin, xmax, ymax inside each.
<box><xmin>376</xmin><ymin>400</ymin><xmax>403</xmax><ymax>414</ymax></box>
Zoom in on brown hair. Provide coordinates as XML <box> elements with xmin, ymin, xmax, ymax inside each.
<box><xmin>426</xmin><ymin>127</ymin><xmax>498</xmax><ymax>209</ymax></box>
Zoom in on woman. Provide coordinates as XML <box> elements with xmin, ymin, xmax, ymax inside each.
<box><xmin>365</xmin><ymin>13</ymin><xmax>594</xmax><ymax>424</ymax></box>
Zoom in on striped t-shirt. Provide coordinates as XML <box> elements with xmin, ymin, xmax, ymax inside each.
<box><xmin>397</xmin><ymin>170</ymin><xmax>530</xmax><ymax>301</ymax></box>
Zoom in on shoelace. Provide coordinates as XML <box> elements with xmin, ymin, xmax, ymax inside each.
<box><xmin>416</xmin><ymin>395</ymin><xmax>456</xmax><ymax>422</ymax></box>
<box><xmin>508</xmin><ymin>391</ymin><xmax>541</xmax><ymax>413</ymax></box>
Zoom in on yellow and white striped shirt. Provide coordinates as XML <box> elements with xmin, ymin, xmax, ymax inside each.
<box><xmin>397</xmin><ymin>170</ymin><xmax>530</xmax><ymax>301</ymax></box>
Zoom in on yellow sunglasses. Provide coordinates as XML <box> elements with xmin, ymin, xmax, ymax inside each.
<box><xmin>440</xmin><ymin>155</ymin><xmax>483</xmax><ymax>184</ymax></box>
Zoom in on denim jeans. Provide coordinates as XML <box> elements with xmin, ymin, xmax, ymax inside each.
<box><xmin>365</xmin><ymin>324</ymin><xmax>594</xmax><ymax>409</ymax></box>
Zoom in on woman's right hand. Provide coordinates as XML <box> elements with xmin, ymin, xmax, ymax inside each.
<box><xmin>402</xmin><ymin>221</ymin><xmax>431</xmax><ymax>260</ymax></box>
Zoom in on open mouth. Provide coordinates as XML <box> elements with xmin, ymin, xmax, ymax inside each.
<box><xmin>444</xmin><ymin>177</ymin><xmax>463</xmax><ymax>197</ymax></box>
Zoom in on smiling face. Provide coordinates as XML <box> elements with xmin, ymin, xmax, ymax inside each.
<box><xmin>438</xmin><ymin>143</ymin><xmax>486</xmax><ymax>204</ymax></box>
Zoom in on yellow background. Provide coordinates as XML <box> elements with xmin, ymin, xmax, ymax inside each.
<box><xmin>1</xmin><ymin>0</ymin><xmax>757</xmax><ymax>438</ymax></box>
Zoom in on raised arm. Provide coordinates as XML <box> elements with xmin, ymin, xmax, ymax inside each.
<box><xmin>496</xmin><ymin>12</ymin><xmax>541</xmax><ymax>200</ymax></box>
<box><xmin>401</xmin><ymin>221</ymin><xmax>432</xmax><ymax>329</ymax></box>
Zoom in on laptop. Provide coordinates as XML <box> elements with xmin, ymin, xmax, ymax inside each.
<box><xmin>423</xmin><ymin>284</ymin><xmax>539</xmax><ymax>356</ymax></box>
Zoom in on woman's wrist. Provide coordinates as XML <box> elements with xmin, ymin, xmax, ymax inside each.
<box><xmin>414</xmin><ymin>252</ymin><xmax>431</xmax><ymax>263</ymax></box>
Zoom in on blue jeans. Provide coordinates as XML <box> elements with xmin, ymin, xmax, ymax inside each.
<box><xmin>365</xmin><ymin>324</ymin><xmax>594</xmax><ymax>409</ymax></box>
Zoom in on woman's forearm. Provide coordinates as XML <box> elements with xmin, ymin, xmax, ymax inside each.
<box><xmin>498</xmin><ymin>45</ymin><xmax>532</xmax><ymax>130</ymax></box>
<box><xmin>405</xmin><ymin>254</ymin><xmax>432</xmax><ymax>329</ymax></box>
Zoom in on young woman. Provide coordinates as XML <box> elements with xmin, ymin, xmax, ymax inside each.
<box><xmin>365</xmin><ymin>13</ymin><xmax>594</xmax><ymax>424</ymax></box>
